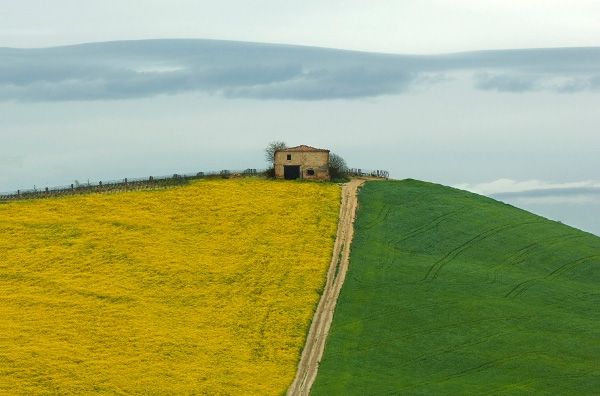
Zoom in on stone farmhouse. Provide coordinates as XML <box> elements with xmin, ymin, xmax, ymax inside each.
<box><xmin>274</xmin><ymin>145</ymin><xmax>330</xmax><ymax>180</ymax></box>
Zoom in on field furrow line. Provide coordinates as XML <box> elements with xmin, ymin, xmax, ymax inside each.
<box><xmin>423</xmin><ymin>221</ymin><xmax>543</xmax><ymax>282</ymax></box>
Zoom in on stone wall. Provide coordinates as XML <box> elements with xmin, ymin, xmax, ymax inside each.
<box><xmin>274</xmin><ymin>151</ymin><xmax>330</xmax><ymax>180</ymax></box>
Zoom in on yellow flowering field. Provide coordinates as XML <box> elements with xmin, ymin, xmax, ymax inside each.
<box><xmin>0</xmin><ymin>178</ymin><xmax>340</xmax><ymax>395</ymax></box>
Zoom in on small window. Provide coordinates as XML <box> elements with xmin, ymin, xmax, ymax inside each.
<box><xmin>287</xmin><ymin>154</ymin><xmax>292</xmax><ymax>160</ymax></box>
<box><xmin>306</xmin><ymin>169</ymin><xmax>315</xmax><ymax>176</ymax></box>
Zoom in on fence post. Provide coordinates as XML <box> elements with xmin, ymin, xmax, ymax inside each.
<box><xmin>3</xmin><ymin>168</ymin><xmax>271</xmax><ymax>201</ymax></box>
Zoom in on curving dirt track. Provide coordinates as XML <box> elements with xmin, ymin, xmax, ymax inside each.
<box><xmin>287</xmin><ymin>178</ymin><xmax>366</xmax><ymax>396</ymax></box>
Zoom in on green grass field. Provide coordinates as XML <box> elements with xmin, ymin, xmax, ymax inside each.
<box><xmin>312</xmin><ymin>179</ymin><xmax>600</xmax><ymax>395</ymax></box>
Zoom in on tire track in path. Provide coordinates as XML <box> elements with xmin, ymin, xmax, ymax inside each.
<box><xmin>287</xmin><ymin>178</ymin><xmax>366</xmax><ymax>396</ymax></box>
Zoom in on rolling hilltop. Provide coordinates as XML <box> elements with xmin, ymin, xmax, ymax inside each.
<box><xmin>1</xmin><ymin>177</ymin><xmax>598</xmax><ymax>394</ymax></box>
<box><xmin>313</xmin><ymin>180</ymin><xmax>600</xmax><ymax>394</ymax></box>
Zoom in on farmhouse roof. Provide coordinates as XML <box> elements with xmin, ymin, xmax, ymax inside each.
<box><xmin>276</xmin><ymin>145</ymin><xmax>330</xmax><ymax>153</ymax></box>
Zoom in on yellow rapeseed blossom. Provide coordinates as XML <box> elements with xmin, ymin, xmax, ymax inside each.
<box><xmin>0</xmin><ymin>178</ymin><xmax>340</xmax><ymax>395</ymax></box>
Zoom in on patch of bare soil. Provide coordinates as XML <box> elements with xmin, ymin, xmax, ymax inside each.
<box><xmin>287</xmin><ymin>178</ymin><xmax>366</xmax><ymax>396</ymax></box>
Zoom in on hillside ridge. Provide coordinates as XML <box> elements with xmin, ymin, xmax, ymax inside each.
<box><xmin>313</xmin><ymin>179</ymin><xmax>600</xmax><ymax>394</ymax></box>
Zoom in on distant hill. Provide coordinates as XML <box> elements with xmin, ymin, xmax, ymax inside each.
<box><xmin>1</xmin><ymin>39</ymin><xmax>599</xmax><ymax>101</ymax></box>
<box><xmin>313</xmin><ymin>179</ymin><xmax>600</xmax><ymax>395</ymax></box>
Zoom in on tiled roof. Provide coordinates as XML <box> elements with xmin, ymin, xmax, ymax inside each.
<box><xmin>276</xmin><ymin>145</ymin><xmax>330</xmax><ymax>153</ymax></box>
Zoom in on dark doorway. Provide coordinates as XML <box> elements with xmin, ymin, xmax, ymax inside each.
<box><xmin>284</xmin><ymin>165</ymin><xmax>301</xmax><ymax>180</ymax></box>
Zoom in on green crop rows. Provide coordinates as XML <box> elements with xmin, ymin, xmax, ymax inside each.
<box><xmin>313</xmin><ymin>180</ymin><xmax>600</xmax><ymax>395</ymax></box>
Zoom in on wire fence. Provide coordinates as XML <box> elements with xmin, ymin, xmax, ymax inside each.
<box><xmin>0</xmin><ymin>169</ymin><xmax>259</xmax><ymax>201</ymax></box>
<box><xmin>0</xmin><ymin>167</ymin><xmax>388</xmax><ymax>201</ymax></box>
<box><xmin>347</xmin><ymin>168</ymin><xmax>390</xmax><ymax>179</ymax></box>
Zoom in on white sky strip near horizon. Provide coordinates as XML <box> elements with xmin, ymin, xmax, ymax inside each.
<box><xmin>456</xmin><ymin>179</ymin><xmax>600</xmax><ymax>196</ymax></box>
<box><xmin>1</xmin><ymin>0</ymin><xmax>600</xmax><ymax>53</ymax></box>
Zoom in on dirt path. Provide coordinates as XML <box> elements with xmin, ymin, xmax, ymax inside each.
<box><xmin>287</xmin><ymin>178</ymin><xmax>366</xmax><ymax>396</ymax></box>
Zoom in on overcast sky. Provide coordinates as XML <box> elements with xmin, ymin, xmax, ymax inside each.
<box><xmin>2</xmin><ymin>0</ymin><xmax>600</xmax><ymax>53</ymax></box>
<box><xmin>1</xmin><ymin>2</ymin><xmax>599</xmax><ymax>235</ymax></box>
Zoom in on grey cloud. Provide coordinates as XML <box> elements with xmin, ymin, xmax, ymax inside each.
<box><xmin>475</xmin><ymin>72</ymin><xmax>600</xmax><ymax>93</ymax></box>
<box><xmin>0</xmin><ymin>39</ymin><xmax>599</xmax><ymax>101</ymax></box>
<box><xmin>0</xmin><ymin>62</ymin><xmax>305</xmax><ymax>101</ymax></box>
<box><xmin>554</xmin><ymin>75</ymin><xmax>600</xmax><ymax>93</ymax></box>
<box><xmin>492</xmin><ymin>187</ymin><xmax>600</xmax><ymax>200</ymax></box>
<box><xmin>225</xmin><ymin>67</ymin><xmax>417</xmax><ymax>100</ymax></box>
<box><xmin>475</xmin><ymin>73</ymin><xmax>540</xmax><ymax>92</ymax></box>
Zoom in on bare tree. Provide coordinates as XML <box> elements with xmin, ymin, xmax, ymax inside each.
<box><xmin>329</xmin><ymin>153</ymin><xmax>348</xmax><ymax>179</ymax></box>
<box><xmin>264</xmin><ymin>141</ymin><xmax>287</xmax><ymax>164</ymax></box>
